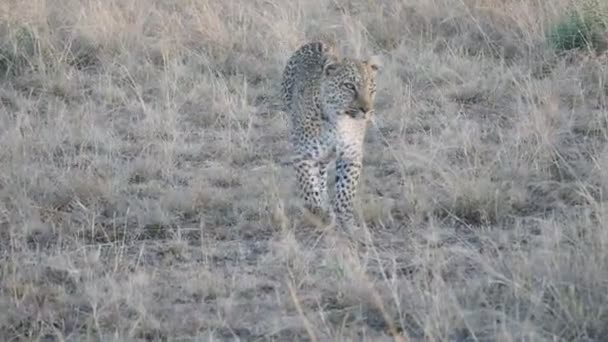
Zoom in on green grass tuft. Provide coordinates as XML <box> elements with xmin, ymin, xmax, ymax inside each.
<box><xmin>548</xmin><ymin>4</ymin><xmax>607</xmax><ymax>53</ymax></box>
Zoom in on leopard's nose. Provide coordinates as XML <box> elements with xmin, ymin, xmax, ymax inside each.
<box><xmin>357</xmin><ymin>98</ymin><xmax>372</xmax><ymax>113</ymax></box>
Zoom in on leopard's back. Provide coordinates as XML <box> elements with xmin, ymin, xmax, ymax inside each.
<box><xmin>280</xmin><ymin>41</ymin><xmax>334</xmax><ymax>114</ymax></box>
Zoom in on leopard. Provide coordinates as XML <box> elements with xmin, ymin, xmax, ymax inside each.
<box><xmin>280</xmin><ymin>41</ymin><xmax>382</xmax><ymax>231</ymax></box>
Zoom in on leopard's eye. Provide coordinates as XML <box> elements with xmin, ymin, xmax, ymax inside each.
<box><xmin>342</xmin><ymin>82</ymin><xmax>356</xmax><ymax>91</ymax></box>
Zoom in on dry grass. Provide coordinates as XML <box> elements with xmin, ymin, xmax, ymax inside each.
<box><xmin>1</xmin><ymin>0</ymin><xmax>608</xmax><ymax>340</ymax></box>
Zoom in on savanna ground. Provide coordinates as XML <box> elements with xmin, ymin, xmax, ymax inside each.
<box><xmin>1</xmin><ymin>0</ymin><xmax>608</xmax><ymax>341</ymax></box>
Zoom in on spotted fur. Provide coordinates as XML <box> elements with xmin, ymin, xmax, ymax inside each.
<box><xmin>281</xmin><ymin>41</ymin><xmax>382</xmax><ymax>230</ymax></box>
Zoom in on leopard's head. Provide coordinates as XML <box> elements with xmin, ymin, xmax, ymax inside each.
<box><xmin>320</xmin><ymin>54</ymin><xmax>382</xmax><ymax>120</ymax></box>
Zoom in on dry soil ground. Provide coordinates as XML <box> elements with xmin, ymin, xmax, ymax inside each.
<box><xmin>1</xmin><ymin>0</ymin><xmax>608</xmax><ymax>341</ymax></box>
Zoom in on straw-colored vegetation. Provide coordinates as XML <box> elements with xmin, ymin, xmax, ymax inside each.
<box><xmin>1</xmin><ymin>0</ymin><xmax>607</xmax><ymax>340</ymax></box>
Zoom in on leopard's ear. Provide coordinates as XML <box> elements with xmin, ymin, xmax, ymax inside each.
<box><xmin>365</xmin><ymin>55</ymin><xmax>382</xmax><ymax>72</ymax></box>
<box><xmin>323</xmin><ymin>54</ymin><xmax>341</xmax><ymax>76</ymax></box>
